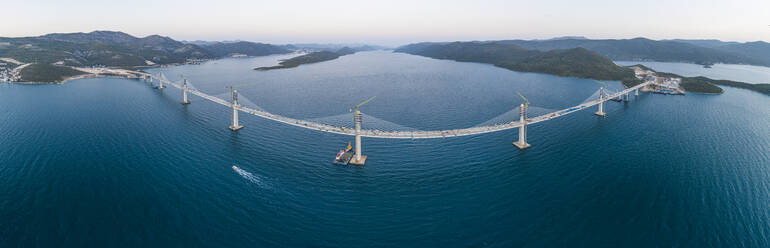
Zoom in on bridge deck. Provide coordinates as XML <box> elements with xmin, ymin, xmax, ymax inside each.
<box><xmin>145</xmin><ymin>72</ymin><xmax>650</xmax><ymax>139</ymax></box>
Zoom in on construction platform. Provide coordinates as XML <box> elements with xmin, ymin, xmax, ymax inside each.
<box><xmin>349</xmin><ymin>155</ymin><xmax>367</xmax><ymax>166</ymax></box>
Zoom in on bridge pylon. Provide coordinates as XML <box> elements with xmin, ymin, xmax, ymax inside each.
<box><xmin>513</xmin><ymin>103</ymin><xmax>531</xmax><ymax>149</ymax></box>
<box><xmin>228</xmin><ymin>89</ymin><xmax>243</xmax><ymax>131</ymax></box>
<box><xmin>181</xmin><ymin>79</ymin><xmax>191</xmax><ymax>104</ymax></box>
<box><xmin>595</xmin><ymin>87</ymin><xmax>606</xmax><ymax>116</ymax></box>
<box><xmin>349</xmin><ymin>97</ymin><xmax>375</xmax><ymax>165</ymax></box>
<box><xmin>349</xmin><ymin>108</ymin><xmax>367</xmax><ymax>165</ymax></box>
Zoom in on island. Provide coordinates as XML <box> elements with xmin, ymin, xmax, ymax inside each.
<box><xmin>254</xmin><ymin>47</ymin><xmax>356</xmax><ymax>70</ymax></box>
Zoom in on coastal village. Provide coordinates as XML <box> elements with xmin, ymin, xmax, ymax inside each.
<box><xmin>630</xmin><ymin>65</ymin><xmax>686</xmax><ymax>95</ymax></box>
<box><xmin>0</xmin><ymin>58</ymin><xmax>23</xmax><ymax>82</ymax></box>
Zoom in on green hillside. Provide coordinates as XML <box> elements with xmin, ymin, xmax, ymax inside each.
<box><xmin>396</xmin><ymin>42</ymin><xmax>637</xmax><ymax>83</ymax></box>
<box><xmin>496</xmin><ymin>38</ymin><xmax>764</xmax><ymax>66</ymax></box>
<box><xmin>19</xmin><ymin>64</ymin><xmax>86</xmax><ymax>83</ymax></box>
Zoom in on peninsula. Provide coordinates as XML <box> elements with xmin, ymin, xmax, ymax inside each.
<box><xmin>628</xmin><ymin>64</ymin><xmax>770</xmax><ymax>95</ymax></box>
<box><xmin>395</xmin><ymin>42</ymin><xmax>640</xmax><ymax>84</ymax></box>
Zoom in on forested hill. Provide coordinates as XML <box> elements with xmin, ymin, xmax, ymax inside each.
<box><xmin>0</xmin><ymin>31</ymin><xmax>291</xmax><ymax>67</ymax></box>
<box><xmin>395</xmin><ymin>42</ymin><xmax>637</xmax><ymax>83</ymax></box>
<box><xmin>493</xmin><ymin>38</ymin><xmax>767</xmax><ymax>67</ymax></box>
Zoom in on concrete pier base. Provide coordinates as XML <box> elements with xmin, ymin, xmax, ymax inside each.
<box><xmin>513</xmin><ymin>141</ymin><xmax>531</xmax><ymax>149</ymax></box>
<box><xmin>594</xmin><ymin>111</ymin><xmax>606</xmax><ymax>116</ymax></box>
<box><xmin>181</xmin><ymin>100</ymin><xmax>191</xmax><ymax>105</ymax></box>
<box><xmin>349</xmin><ymin>155</ymin><xmax>367</xmax><ymax>165</ymax></box>
<box><xmin>228</xmin><ymin>125</ymin><xmax>243</xmax><ymax>131</ymax></box>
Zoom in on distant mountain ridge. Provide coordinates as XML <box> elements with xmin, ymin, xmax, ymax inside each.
<box><xmin>493</xmin><ymin>38</ymin><xmax>764</xmax><ymax>66</ymax></box>
<box><xmin>666</xmin><ymin>39</ymin><xmax>740</xmax><ymax>48</ymax></box>
<box><xmin>202</xmin><ymin>41</ymin><xmax>292</xmax><ymax>57</ymax></box>
<box><xmin>0</xmin><ymin>31</ymin><xmax>292</xmax><ymax>66</ymax></box>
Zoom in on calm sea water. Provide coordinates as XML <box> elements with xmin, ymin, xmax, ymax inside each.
<box><xmin>616</xmin><ymin>61</ymin><xmax>770</xmax><ymax>84</ymax></box>
<box><xmin>1</xmin><ymin>51</ymin><xmax>769</xmax><ymax>247</ymax></box>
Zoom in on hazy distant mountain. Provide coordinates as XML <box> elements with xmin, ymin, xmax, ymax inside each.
<box><xmin>201</xmin><ymin>41</ymin><xmax>292</xmax><ymax>57</ymax></box>
<box><xmin>544</xmin><ymin>36</ymin><xmax>588</xmax><ymax>41</ymax></box>
<box><xmin>182</xmin><ymin>40</ymin><xmax>245</xmax><ymax>46</ymax></box>
<box><xmin>714</xmin><ymin>41</ymin><xmax>770</xmax><ymax>66</ymax></box>
<box><xmin>666</xmin><ymin>39</ymin><xmax>740</xmax><ymax>48</ymax></box>
<box><xmin>494</xmin><ymin>38</ymin><xmax>761</xmax><ymax>66</ymax></box>
<box><xmin>289</xmin><ymin>43</ymin><xmax>388</xmax><ymax>51</ymax></box>
<box><xmin>668</xmin><ymin>39</ymin><xmax>770</xmax><ymax>65</ymax></box>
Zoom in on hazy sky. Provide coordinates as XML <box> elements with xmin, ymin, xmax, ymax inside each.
<box><xmin>2</xmin><ymin>0</ymin><xmax>768</xmax><ymax>46</ymax></box>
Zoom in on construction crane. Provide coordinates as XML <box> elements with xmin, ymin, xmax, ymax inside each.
<box><xmin>352</xmin><ymin>96</ymin><xmax>376</xmax><ymax>112</ymax></box>
<box><xmin>517</xmin><ymin>91</ymin><xmax>529</xmax><ymax>108</ymax></box>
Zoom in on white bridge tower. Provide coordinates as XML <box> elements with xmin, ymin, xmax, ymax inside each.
<box><xmin>349</xmin><ymin>97</ymin><xmax>375</xmax><ymax>165</ymax></box>
<box><xmin>228</xmin><ymin>89</ymin><xmax>243</xmax><ymax>131</ymax></box>
<box><xmin>513</xmin><ymin>103</ymin><xmax>531</xmax><ymax>149</ymax></box>
<box><xmin>595</xmin><ymin>86</ymin><xmax>606</xmax><ymax>116</ymax></box>
<box><xmin>181</xmin><ymin>79</ymin><xmax>191</xmax><ymax>104</ymax></box>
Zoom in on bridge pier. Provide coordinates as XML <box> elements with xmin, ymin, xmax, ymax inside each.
<box><xmin>635</xmin><ymin>88</ymin><xmax>639</xmax><ymax>96</ymax></box>
<box><xmin>513</xmin><ymin>104</ymin><xmax>531</xmax><ymax>149</ymax></box>
<box><xmin>229</xmin><ymin>90</ymin><xmax>243</xmax><ymax>131</ymax></box>
<box><xmin>349</xmin><ymin>108</ymin><xmax>367</xmax><ymax>165</ymax></box>
<box><xmin>181</xmin><ymin>79</ymin><xmax>191</xmax><ymax>104</ymax></box>
<box><xmin>157</xmin><ymin>74</ymin><xmax>166</xmax><ymax>89</ymax></box>
<box><xmin>624</xmin><ymin>92</ymin><xmax>630</xmax><ymax>102</ymax></box>
<box><xmin>595</xmin><ymin>87</ymin><xmax>606</xmax><ymax>116</ymax></box>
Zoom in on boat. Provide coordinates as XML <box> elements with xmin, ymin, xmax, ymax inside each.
<box><xmin>334</xmin><ymin>142</ymin><xmax>355</xmax><ymax>165</ymax></box>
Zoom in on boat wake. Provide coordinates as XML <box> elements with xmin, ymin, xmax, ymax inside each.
<box><xmin>232</xmin><ymin>165</ymin><xmax>271</xmax><ymax>189</ymax></box>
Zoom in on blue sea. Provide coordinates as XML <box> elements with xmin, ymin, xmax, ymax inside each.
<box><xmin>1</xmin><ymin>51</ymin><xmax>768</xmax><ymax>247</ymax></box>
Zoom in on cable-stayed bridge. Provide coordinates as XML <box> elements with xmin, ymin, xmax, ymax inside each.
<box><xmin>136</xmin><ymin>71</ymin><xmax>652</xmax><ymax>165</ymax></box>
